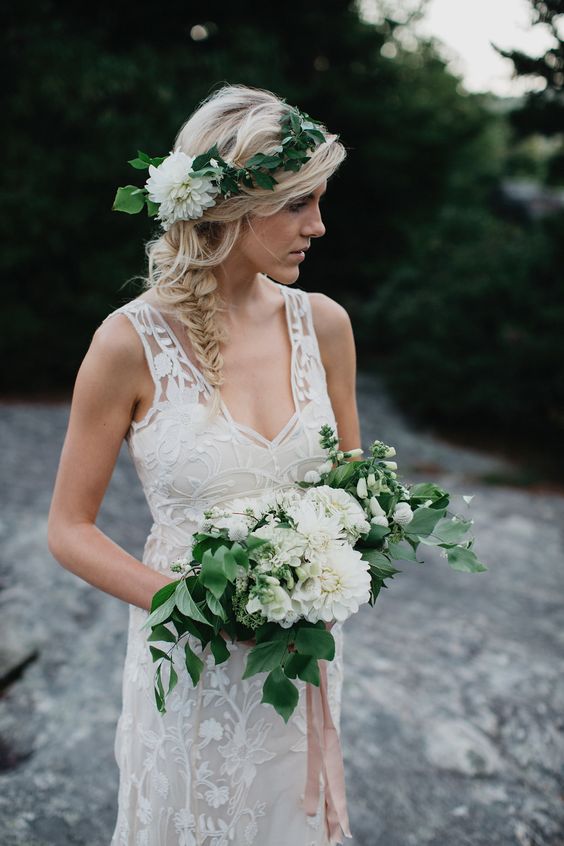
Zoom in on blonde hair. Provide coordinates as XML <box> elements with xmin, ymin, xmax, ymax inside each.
<box><xmin>143</xmin><ymin>83</ymin><xmax>346</xmax><ymax>419</ymax></box>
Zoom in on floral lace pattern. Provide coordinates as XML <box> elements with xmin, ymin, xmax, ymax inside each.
<box><xmin>103</xmin><ymin>282</ymin><xmax>345</xmax><ymax>845</ymax></box>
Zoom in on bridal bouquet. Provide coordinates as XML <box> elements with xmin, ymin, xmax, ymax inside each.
<box><xmin>144</xmin><ymin>425</ymin><xmax>487</xmax><ymax>721</ymax></box>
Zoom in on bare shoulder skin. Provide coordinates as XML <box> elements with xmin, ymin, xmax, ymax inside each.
<box><xmin>307</xmin><ymin>292</ymin><xmax>362</xmax><ymax>455</ymax></box>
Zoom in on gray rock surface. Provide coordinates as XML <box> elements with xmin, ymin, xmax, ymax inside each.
<box><xmin>0</xmin><ymin>373</ymin><xmax>563</xmax><ymax>845</ymax></box>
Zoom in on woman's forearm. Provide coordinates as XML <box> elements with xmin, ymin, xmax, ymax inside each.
<box><xmin>48</xmin><ymin>522</ymin><xmax>174</xmax><ymax>611</ymax></box>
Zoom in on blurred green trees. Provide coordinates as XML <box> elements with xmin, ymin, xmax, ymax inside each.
<box><xmin>3</xmin><ymin>1</ymin><xmax>563</xmax><ymax>438</ymax></box>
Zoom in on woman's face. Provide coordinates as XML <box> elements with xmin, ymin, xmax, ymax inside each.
<box><xmin>237</xmin><ymin>180</ymin><xmax>327</xmax><ymax>284</ymax></box>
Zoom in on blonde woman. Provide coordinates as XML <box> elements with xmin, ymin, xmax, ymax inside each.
<box><xmin>48</xmin><ymin>84</ymin><xmax>361</xmax><ymax>845</ymax></box>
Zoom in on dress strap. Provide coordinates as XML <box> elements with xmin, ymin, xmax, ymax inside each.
<box><xmin>283</xmin><ymin>285</ymin><xmax>329</xmax><ymax>406</ymax></box>
<box><xmin>101</xmin><ymin>299</ymin><xmax>208</xmax><ymax>432</ymax></box>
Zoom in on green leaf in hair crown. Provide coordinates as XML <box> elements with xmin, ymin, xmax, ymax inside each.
<box><xmin>112</xmin><ymin>107</ymin><xmax>331</xmax><ymax>231</ymax></box>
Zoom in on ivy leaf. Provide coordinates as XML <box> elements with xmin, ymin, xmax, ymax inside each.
<box><xmin>146</xmin><ymin>199</ymin><xmax>159</xmax><ymax>217</ymax></box>
<box><xmin>261</xmin><ymin>667</ymin><xmax>299</xmax><ymax>722</ymax></box>
<box><xmin>242</xmin><ymin>639</ymin><xmax>287</xmax><ymax>678</ymax></box>
<box><xmin>112</xmin><ymin>185</ymin><xmax>146</xmax><ymax>214</ymax></box>
<box><xmin>184</xmin><ymin>642</ymin><xmax>204</xmax><ymax>686</ymax></box>
<box><xmin>294</xmin><ymin>627</ymin><xmax>335</xmax><ymax>660</ymax></box>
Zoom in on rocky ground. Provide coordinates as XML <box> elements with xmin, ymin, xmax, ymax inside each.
<box><xmin>0</xmin><ymin>372</ymin><xmax>563</xmax><ymax>845</ymax></box>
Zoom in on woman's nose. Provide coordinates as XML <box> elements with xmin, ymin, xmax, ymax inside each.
<box><xmin>304</xmin><ymin>205</ymin><xmax>326</xmax><ymax>238</ymax></box>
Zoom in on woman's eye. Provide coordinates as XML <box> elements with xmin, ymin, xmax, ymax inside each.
<box><xmin>287</xmin><ymin>201</ymin><xmax>307</xmax><ymax>213</ymax></box>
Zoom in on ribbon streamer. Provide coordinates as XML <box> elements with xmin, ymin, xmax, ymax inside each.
<box><xmin>304</xmin><ymin>659</ymin><xmax>352</xmax><ymax>844</ymax></box>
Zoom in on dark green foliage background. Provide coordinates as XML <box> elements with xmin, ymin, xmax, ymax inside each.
<box><xmin>4</xmin><ymin>1</ymin><xmax>563</xmax><ymax>438</ymax></box>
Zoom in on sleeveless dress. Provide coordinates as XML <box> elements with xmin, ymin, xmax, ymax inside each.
<box><xmin>103</xmin><ymin>281</ymin><xmax>346</xmax><ymax>846</ymax></box>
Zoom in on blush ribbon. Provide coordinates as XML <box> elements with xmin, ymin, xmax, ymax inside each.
<box><xmin>304</xmin><ymin>659</ymin><xmax>352</xmax><ymax>844</ymax></box>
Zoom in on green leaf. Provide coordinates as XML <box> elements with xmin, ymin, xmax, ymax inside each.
<box><xmin>252</xmin><ymin>170</ymin><xmax>277</xmax><ymax>190</ymax></box>
<box><xmin>200</xmin><ymin>549</ymin><xmax>228</xmax><ymax>599</ymax></box>
<box><xmin>143</xmin><ymin>592</ymin><xmax>177</xmax><ymax>629</ymax></box>
<box><xmin>184</xmin><ymin>642</ymin><xmax>204</xmax><ymax>686</ymax></box>
<box><xmin>175</xmin><ymin>580</ymin><xmax>210</xmax><ymax>625</ymax></box>
<box><xmin>294</xmin><ymin>627</ymin><xmax>335</xmax><ymax>660</ymax></box>
<box><xmin>362</xmin><ymin>523</ymin><xmax>390</xmax><ymax>544</ymax></box>
<box><xmin>429</xmin><ymin>517</ymin><xmax>473</xmax><ymax>545</ymax></box>
<box><xmin>155</xmin><ymin>664</ymin><xmax>166</xmax><ymax>712</ymax></box>
<box><xmin>112</xmin><ymin>185</ymin><xmax>146</xmax><ymax>214</ymax></box>
<box><xmin>215</xmin><ymin>545</ymin><xmax>238</xmax><ymax>582</ymax></box>
<box><xmin>261</xmin><ymin>667</ymin><xmax>299</xmax><ymax>722</ymax></box>
<box><xmin>127</xmin><ymin>156</ymin><xmax>151</xmax><ymax>170</ymax></box>
<box><xmin>148</xmin><ymin>623</ymin><xmax>177</xmax><ymax>643</ymax></box>
<box><xmin>242</xmin><ymin>639</ymin><xmax>287</xmax><ymax>678</ymax></box>
<box><xmin>231</xmin><ymin>542</ymin><xmax>249</xmax><ymax>571</ymax></box>
<box><xmin>405</xmin><ymin>507</ymin><xmax>445</xmax><ymax>538</ymax></box>
<box><xmin>146</xmin><ymin>198</ymin><xmax>159</xmax><ymax>217</ymax></box>
<box><xmin>205</xmin><ymin>591</ymin><xmax>227</xmax><ymax>621</ymax></box>
<box><xmin>168</xmin><ymin>664</ymin><xmax>178</xmax><ymax>695</ymax></box>
<box><xmin>447</xmin><ymin>547</ymin><xmax>488</xmax><ymax>573</ymax></box>
<box><xmin>150</xmin><ymin>580</ymin><xmax>178</xmax><ymax>612</ymax></box>
<box><xmin>409</xmin><ymin>482</ymin><xmax>447</xmax><ymax>501</ymax></box>
<box><xmin>284</xmin><ymin>653</ymin><xmax>320</xmax><ymax>685</ymax></box>
<box><xmin>149</xmin><ymin>645</ymin><xmax>171</xmax><ymax>663</ymax></box>
<box><xmin>387</xmin><ymin>540</ymin><xmax>419</xmax><ymax>562</ymax></box>
<box><xmin>331</xmin><ymin>463</ymin><xmax>358</xmax><ymax>486</ymax></box>
<box><xmin>210</xmin><ymin>634</ymin><xmax>230</xmax><ymax>664</ymax></box>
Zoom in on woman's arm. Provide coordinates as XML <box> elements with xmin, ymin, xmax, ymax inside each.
<box><xmin>47</xmin><ymin>315</ymin><xmax>174</xmax><ymax>611</ymax></box>
<box><xmin>308</xmin><ymin>292</ymin><xmax>362</xmax><ymax>456</ymax></box>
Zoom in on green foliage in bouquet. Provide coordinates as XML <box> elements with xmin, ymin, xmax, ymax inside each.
<box><xmin>143</xmin><ymin>519</ymin><xmax>338</xmax><ymax>723</ymax></box>
<box><xmin>144</xmin><ymin>426</ymin><xmax>487</xmax><ymax>723</ymax></box>
<box><xmin>308</xmin><ymin>425</ymin><xmax>487</xmax><ymax>606</ymax></box>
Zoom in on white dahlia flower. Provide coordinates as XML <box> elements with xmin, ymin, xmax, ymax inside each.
<box><xmin>145</xmin><ymin>151</ymin><xmax>220</xmax><ymax>229</ymax></box>
<box><xmin>305</xmin><ymin>544</ymin><xmax>371</xmax><ymax>623</ymax></box>
<box><xmin>285</xmin><ymin>499</ymin><xmax>345</xmax><ymax>559</ymax></box>
<box><xmin>307</xmin><ymin>486</ymin><xmax>370</xmax><ymax>541</ymax></box>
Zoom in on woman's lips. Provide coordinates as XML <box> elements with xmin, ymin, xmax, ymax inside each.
<box><xmin>290</xmin><ymin>250</ymin><xmax>306</xmax><ymax>260</ymax></box>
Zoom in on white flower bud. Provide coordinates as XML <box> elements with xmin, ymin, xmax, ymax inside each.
<box><xmin>370</xmin><ymin>515</ymin><xmax>389</xmax><ymax>527</ymax></box>
<box><xmin>369</xmin><ymin>496</ymin><xmax>386</xmax><ymax>518</ymax></box>
<box><xmin>382</xmin><ymin>460</ymin><xmax>397</xmax><ymax>470</ymax></box>
<box><xmin>367</xmin><ymin>473</ymin><xmax>376</xmax><ymax>488</ymax></box>
<box><xmin>304</xmin><ymin>469</ymin><xmax>321</xmax><ymax>484</ymax></box>
<box><xmin>356</xmin><ymin>477</ymin><xmax>368</xmax><ymax>498</ymax></box>
<box><xmin>392</xmin><ymin>502</ymin><xmax>414</xmax><ymax>526</ymax></box>
<box><xmin>316</xmin><ymin>460</ymin><xmax>333</xmax><ymax>475</ymax></box>
<box><xmin>385</xmin><ymin>446</ymin><xmax>396</xmax><ymax>458</ymax></box>
<box><xmin>345</xmin><ymin>448</ymin><xmax>364</xmax><ymax>458</ymax></box>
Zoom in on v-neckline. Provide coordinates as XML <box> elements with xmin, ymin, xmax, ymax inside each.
<box><xmin>143</xmin><ymin>280</ymin><xmax>300</xmax><ymax>448</ymax></box>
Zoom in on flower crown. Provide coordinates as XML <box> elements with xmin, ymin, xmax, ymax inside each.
<box><xmin>112</xmin><ymin>106</ymin><xmax>330</xmax><ymax>231</ymax></box>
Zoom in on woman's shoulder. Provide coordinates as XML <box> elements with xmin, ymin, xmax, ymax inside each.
<box><xmin>91</xmin><ymin>296</ymin><xmax>152</xmax><ymax>370</ymax></box>
<box><xmin>306</xmin><ymin>291</ymin><xmax>353</xmax><ymax>341</ymax></box>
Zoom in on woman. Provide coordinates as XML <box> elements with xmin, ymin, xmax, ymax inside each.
<box><xmin>48</xmin><ymin>84</ymin><xmax>361</xmax><ymax>845</ymax></box>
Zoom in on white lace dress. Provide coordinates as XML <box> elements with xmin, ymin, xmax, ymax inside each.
<box><xmin>104</xmin><ymin>281</ymin><xmax>346</xmax><ymax>846</ymax></box>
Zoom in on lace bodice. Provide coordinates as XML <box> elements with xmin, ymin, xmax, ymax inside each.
<box><xmin>105</xmin><ymin>281</ymin><xmax>338</xmax><ymax>561</ymax></box>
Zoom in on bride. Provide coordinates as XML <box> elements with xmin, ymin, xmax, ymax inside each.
<box><xmin>48</xmin><ymin>84</ymin><xmax>361</xmax><ymax>845</ymax></box>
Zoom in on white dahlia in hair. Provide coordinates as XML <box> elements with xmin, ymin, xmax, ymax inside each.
<box><xmin>144</xmin><ymin>151</ymin><xmax>220</xmax><ymax>229</ymax></box>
